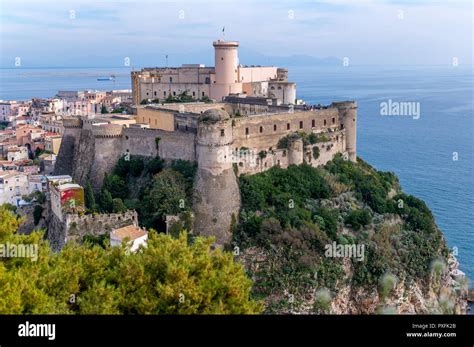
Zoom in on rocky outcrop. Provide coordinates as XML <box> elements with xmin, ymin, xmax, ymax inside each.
<box><xmin>72</xmin><ymin>129</ymin><xmax>95</xmax><ymax>187</ymax></box>
<box><xmin>239</xmin><ymin>247</ymin><xmax>468</xmax><ymax>315</ymax></box>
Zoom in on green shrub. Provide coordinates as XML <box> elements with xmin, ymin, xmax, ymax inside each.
<box><xmin>344</xmin><ymin>209</ymin><xmax>372</xmax><ymax>231</ymax></box>
<box><xmin>313</xmin><ymin>146</ymin><xmax>320</xmax><ymax>159</ymax></box>
<box><xmin>33</xmin><ymin>205</ymin><xmax>43</xmax><ymax>225</ymax></box>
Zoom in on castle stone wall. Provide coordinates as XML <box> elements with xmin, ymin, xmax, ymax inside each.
<box><xmin>123</xmin><ymin>127</ymin><xmax>196</xmax><ymax>161</ymax></box>
<box><xmin>72</xmin><ymin>129</ymin><xmax>95</xmax><ymax>186</ymax></box>
<box><xmin>89</xmin><ymin>136</ymin><xmax>124</xmax><ymax>190</ymax></box>
<box><xmin>65</xmin><ymin>210</ymin><xmax>138</xmax><ymax>244</ymax></box>
<box><xmin>54</xmin><ymin>126</ymin><xmax>81</xmax><ymax>175</ymax></box>
<box><xmin>47</xmin><ymin>210</ymin><xmax>139</xmax><ymax>251</ymax></box>
<box><xmin>232</xmin><ymin>108</ymin><xmax>340</xmax><ymax>152</ymax></box>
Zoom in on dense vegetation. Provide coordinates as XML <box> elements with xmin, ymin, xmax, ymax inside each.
<box><xmin>0</xmin><ymin>206</ymin><xmax>261</xmax><ymax>314</ymax></box>
<box><xmin>85</xmin><ymin>155</ymin><xmax>196</xmax><ymax>232</ymax></box>
<box><xmin>235</xmin><ymin>154</ymin><xmax>449</xmax><ymax>312</ymax></box>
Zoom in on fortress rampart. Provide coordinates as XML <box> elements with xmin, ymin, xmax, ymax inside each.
<box><xmin>55</xmin><ymin>100</ymin><xmax>357</xmax><ymax>245</ymax></box>
<box><xmin>47</xmin><ymin>210</ymin><xmax>138</xmax><ymax>251</ymax></box>
<box><xmin>92</xmin><ymin>124</ymin><xmax>124</xmax><ymax>138</ymax></box>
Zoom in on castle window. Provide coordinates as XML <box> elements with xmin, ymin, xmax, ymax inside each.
<box><xmin>245</xmin><ymin>127</ymin><xmax>249</xmax><ymax>135</ymax></box>
<box><xmin>278</xmin><ymin>86</ymin><xmax>282</xmax><ymax>90</ymax></box>
<box><xmin>192</xmin><ymin>91</ymin><xmax>195</xmax><ymax>97</ymax></box>
<box><xmin>312</xmin><ymin>119</ymin><xmax>315</xmax><ymax>127</ymax></box>
<box><xmin>202</xmin><ymin>92</ymin><xmax>205</xmax><ymax>97</ymax></box>
<box><xmin>125</xmin><ymin>136</ymin><xmax>129</xmax><ymax>140</ymax></box>
<box><xmin>287</xmin><ymin>123</ymin><xmax>290</xmax><ymax>130</ymax></box>
<box><xmin>324</xmin><ymin>119</ymin><xmax>327</xmax><ymax>126</ymax></box>
<box><xmin>259</xmin><ymin>126</ymin><xmax>263</xmax><ymax>133</ymax></box>
<box><xmin>169</xmin><ymin>77</ymin><xmax>173</xmax><ymax>83</ymax></box>
<box><xmin>205</xmin><ymin>77</ymin><xmax>210</xmax><ymax>84</ymax></box>
<box><xmin>221</xmin><ymin>57</ymin><xmax>224</xmax><ymax>61</ymax></box>
<box><xmin>220</xmin><ymin>129</ymin><xmax>225</xmax><ymax>137</ymax></box>
<box><xmin>270</xmin><ymin>86</ymin><xmax>275</xmax><ymax>90</ymax></box>
<box><xmin>173</xmin><ymin>91</ymin><xmax>176</xmax><ymax>96</ymax></box>
<box><xmin>154</xmin><ymin>91</ymin><xmax>157</xmax><ymax>96</ymax></box>
<box><xmin>332</xmin><ymin>117</ymin><xmax>336</xmax><ymax>124</ymax></box>
<box><xmin>341</xmin><ymin>124</ymin><xmax>344</xmax><ymax>130</ymax></box>
<box><xmin>299</xmin><ymin>121</ymin><xmax>303</xmax><ymax>129</ymax></box>
<box><xmin>164</xmin><ymin>91</ymin><xmax>166</xmax><ymax>96</ymax></box>
<box><xmin>273</xmin><ymin>124</ymin><xmax>277</xmax><ymax>131</ymax></box>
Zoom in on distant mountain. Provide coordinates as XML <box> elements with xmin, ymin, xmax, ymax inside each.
<box><xmin>238</xmin><ymin>48</ymin><xmax>341</xmax><ymax>67</ymax></box>
<box><xmin>0</xmin><ymin>48</ymin><xmax>340</xmax><ymax>69</ymax></box>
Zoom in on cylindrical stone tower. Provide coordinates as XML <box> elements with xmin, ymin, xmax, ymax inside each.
<box><xmin>193</xmin><ymin>109</ymin><xmax>241</xmax><ymax>246</ymax></box>
<box><xmin>288</xmin><ymin>138</ymin><xmax>304</xmax><ymax>165</ymax></box>
<box><xmin>333</xmin><ymin>101</ymin><xmax>357</xmax><ymax>162</ymax></box>
<box><xmin>211</xmin><ymin>40</ymin><xmax>242</xmax><ymax>101</ymax></box>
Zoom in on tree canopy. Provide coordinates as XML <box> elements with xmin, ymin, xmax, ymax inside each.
<box><xmin>0</xmin><ymin>206</ymin><xmax>262</xmax><ymax>314</ymax></box>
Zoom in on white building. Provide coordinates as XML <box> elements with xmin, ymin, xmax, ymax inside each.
<box><xmin>0</xmin><ymin>102</ymin><xmax>14</xmax><ymax>122</ymax></box>
<box><xmin>110</xmin><ymin>225</ymin><xmax>148</xmax><ymax>252</ymax></box>
<box><xmin>0</xmin><ymin>170</ymin><xmax>30</xmax><ymax>206</ymax></box>
<box><xmin>29</xmin><ymin>174</ymin><xmax>47</xmax><ymax>193</ymax></box>
<box><xmin>7</xmin><ymin>146</ymin><xmax>29</xmax><ymax>162</ymax></box>
<box><xmin>132</xmin><ymin>40</ymin><xmax>296</xmax><ymax>105</ymax></box>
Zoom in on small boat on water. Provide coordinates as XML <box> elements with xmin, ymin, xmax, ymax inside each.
<box><xmin>97</xmin><ymin>74</ymin><xmax>116</xmax><ymax>81</ymax></box>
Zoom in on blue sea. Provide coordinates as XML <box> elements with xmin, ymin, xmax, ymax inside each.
<box><xmin>0</xmin><ymin>65</ymin><xmax>473</xmax><ymax>287</ymax></box>
<box><xmin>292</xmin><ymin>65</ymin><xmax>474</xmax><ymax>285</ymax></box>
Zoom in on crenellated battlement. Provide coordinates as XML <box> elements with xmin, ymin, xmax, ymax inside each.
<box><xmin>62</xmin><ymin>117</ymin><xmax>82</xmax><ymax>128</ymax></box>
<box><xmin>91</xmin><ymin>124</ymin><xmax>124</xmax><ymax>138</ymax></box>
<box><xmin>56</xmin><ymin>98</ymin><xmax>357</xmax><ymax>246</ymax></box>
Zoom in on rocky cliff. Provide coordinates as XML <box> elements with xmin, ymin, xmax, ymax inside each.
<box><xmin>234</xmin><ymin>155</ymin><xmax>468</xmax><ymax>314</ymax></box>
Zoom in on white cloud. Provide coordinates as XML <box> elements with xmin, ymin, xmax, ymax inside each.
<box><xmin>0</xmin><ymin>0</ymin><xmax>472</xmax><ymax>66</ymax></box>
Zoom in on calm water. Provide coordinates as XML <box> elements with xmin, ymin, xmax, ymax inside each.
<box><xmin>292</xmin><ymin>65</ymin><xmax>474</xmax><ymax>286</ymax></box>
<box><xmin>0</xmin><ymin>66</ymin><xmax>473</xmax><ymax>286</ymax></box>
<box><xmin>0</xmin><ymin>67</ymin><xmax>133</xmax><ymax>100</ymax></box>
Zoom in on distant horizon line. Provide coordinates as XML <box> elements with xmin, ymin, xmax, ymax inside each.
<box><xmin>1</xmin><ymin>64</ymin><xmax>473</xmax><ymax>70</ymax></box>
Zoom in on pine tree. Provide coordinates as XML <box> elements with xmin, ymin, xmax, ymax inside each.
<box><xmin>112</xmin><ymin>198</ymin><xmax>126</xmax><ymax>213</ymax></box>
<box><xmin>99</xmin><ymin>189</ymin><xmax>114</xmax><ymax>213</ymax></box>
<box><xmin>84</xmin><ymin>181</ymin><xmax>96</xmax><ymax>212</ymax></box>
<box><xmin>0</xmin><ymin>205</ymin><xmax>263</xmax><ymax>314</ymax></box>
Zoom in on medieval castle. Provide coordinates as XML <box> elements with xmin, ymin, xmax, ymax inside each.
<box><xmin>54</xmin><ymin>39</ymin><xmax>357</xmax><ymax>245</ymax></box>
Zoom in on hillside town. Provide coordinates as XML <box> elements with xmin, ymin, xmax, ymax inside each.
<box><xmin>0</xmin><ymin>89</ymin><xmax>132</xmax><ymax>207</ymax></box>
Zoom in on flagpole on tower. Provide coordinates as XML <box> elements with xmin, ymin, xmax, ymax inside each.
<box><xmin>222</xmin><ymin>26</ymin><xmax>225</xmax><ymax>39</ymax></box>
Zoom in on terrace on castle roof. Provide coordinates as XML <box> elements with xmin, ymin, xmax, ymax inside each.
<box><xmin>198</xmin><ymin>108</ymin><xmax>230</xmax><ymax>123</ymax></box>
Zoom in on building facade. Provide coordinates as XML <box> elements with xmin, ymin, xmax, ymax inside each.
<box><xmin>132</xmin><ymin>40</ymin><xmax>296</xmax><ymax>105</ymax></box>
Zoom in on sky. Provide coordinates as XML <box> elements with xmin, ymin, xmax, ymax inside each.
<box><xmin>0</xmin><ymin>0</ymin><xmax>472</xmax><ymax>68</ymax></box>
